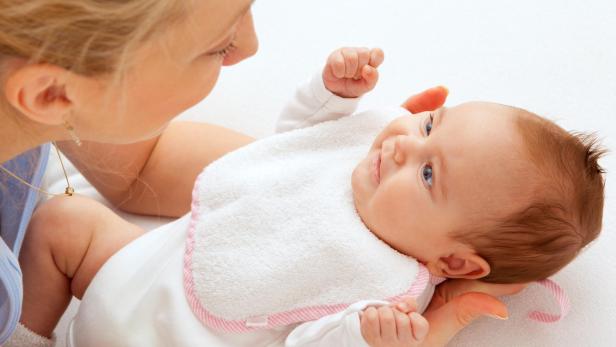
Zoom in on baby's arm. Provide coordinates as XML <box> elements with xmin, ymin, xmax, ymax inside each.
<box><xmin>285</xmin><ymin>297</ymin><xmax>428</xmax><ymax>347</ymax></box>
<box><xmin>276</xmin><ymin>47</ymin><xmax>384</xmax><ymax>133</ymax></box>
<box><xmin>7</xmin><ymin>196</ymin><xmax>143</xmax><ymax>346</ymax></box>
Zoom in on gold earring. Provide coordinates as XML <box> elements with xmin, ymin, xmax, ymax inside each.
<box><xmin>64</xmin><ymin>121</ymin><xmax>82</xmax><ymax>146</ymax></box>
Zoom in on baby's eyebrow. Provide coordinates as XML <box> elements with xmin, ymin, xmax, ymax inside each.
<box><xmin>434</xmin><ymin>108</ymin><xmax>448</xmax><ymax>202</ymax></box>
<box><xmin>435</xmin><ymin>107</ymin><xmax>446</xmax><ymax>128</ymax></box>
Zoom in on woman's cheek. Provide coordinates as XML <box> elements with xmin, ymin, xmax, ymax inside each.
<box><xmin>183</xmin><ymin>59</ymin><xmax>223</xmax><ymax>107</ymax></box>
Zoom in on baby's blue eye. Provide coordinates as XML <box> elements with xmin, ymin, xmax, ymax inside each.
<box><xmin>422</xmin><ymin>164</ymin><xmax>433</xmax><ymax>188</ymax></box>
<box><xmin>425</xmin><ymin>113</ymin><xmax>434</xmax><ymax>136</ymax></box>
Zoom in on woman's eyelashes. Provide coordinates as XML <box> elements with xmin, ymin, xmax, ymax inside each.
<box><xmin>204</xmin><ymin>31</ymin><xmax>238</xmax><ymax>58</ymax></box>
<box><xmin>211</xmin><ymin>40</ymin><xmax>237</xmax><ymax>58</ymax></box>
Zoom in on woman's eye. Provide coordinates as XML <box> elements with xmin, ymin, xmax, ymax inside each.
<box><xmin>205</xmin><ymin>32</ymin><xmax>238</xmax><ymax>58</ymax></box>
<box><xmin>425</xmin><ymin>113</ymin><xmax>434</xmax><ymax>136</ymax></box>
<box><xmin>422</xmin><ymin>164</ymin><xmax>433</xmax><ymax>188</ymax></box>
<box><xmin>211</xmin><ymin>41</ymin><xmax>237</xmax><ymax>58</ymax></box>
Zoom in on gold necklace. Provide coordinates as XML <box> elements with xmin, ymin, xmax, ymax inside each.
<box><xmin>0</xmin><ymin>142</ymin><xmax>75</xmax><ymax>197</ymax></box>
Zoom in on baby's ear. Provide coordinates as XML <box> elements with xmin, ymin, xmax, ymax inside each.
<box><xmin>437</xmin><ymin>253</ymin><xmax>490</xmax><ymax>280</ymax></box>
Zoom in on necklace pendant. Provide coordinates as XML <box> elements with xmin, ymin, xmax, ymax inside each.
<box><xmin>65</xmin><ymin>187</ymin><xmax>75</xmax><ymax>196</ymax></box>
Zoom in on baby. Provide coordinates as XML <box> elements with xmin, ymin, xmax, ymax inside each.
<box><xmin>6</xmin><ymin>47</ymin><xmax>605</xmax><ymax>347</ymax></box>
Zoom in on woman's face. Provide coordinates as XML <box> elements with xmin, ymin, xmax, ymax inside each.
<box><xmin>71</xmin><ymin>0</ymin><xmax>258</xmax><ymax>143</ymax></box>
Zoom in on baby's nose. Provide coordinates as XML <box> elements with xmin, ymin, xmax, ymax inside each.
<box><xmin>394</xmin><ymin>135</ymin><xmax>424</xmax><ymax>164</ymax></box>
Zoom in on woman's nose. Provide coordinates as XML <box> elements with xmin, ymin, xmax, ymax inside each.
<box><xmin>223</xmin><ymin>11</ymin><xmax>259</xmax><ymax>66</ymax></box>
<box><xmin>393</xmin><ymin>135</ymin><xmax>423</xmax><ymax>165</ymax></box>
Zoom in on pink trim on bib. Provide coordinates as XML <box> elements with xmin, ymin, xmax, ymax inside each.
<box><xmin>528</xmin><ymin>279</ymin><xmax>571</xmax><ymax>323</ymax></box>
<box><xmin>183</xmin><ymin>172</ymin><xmax>435</xmax><ymax>332</ymax></box>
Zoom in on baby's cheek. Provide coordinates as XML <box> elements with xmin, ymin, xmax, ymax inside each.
<box><xmin>369</xmin><ymin>192</ymin><xmax>413</xmax><ymax>248</ymax></box>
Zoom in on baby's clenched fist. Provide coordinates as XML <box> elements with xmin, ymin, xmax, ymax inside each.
<box><xmin>360</xmin><ymin>298</ymin><xmax>429</xmax><ymax>347</ymax></box>
<box><xmin>323</xmin><ymin>47</ymin><xmax>384</xmax><ymax>98</ymax></box>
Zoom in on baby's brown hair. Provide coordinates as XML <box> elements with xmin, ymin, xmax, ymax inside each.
<box><xmin>453</xmin><ymin>110</ymin><xmax>606</xmax><ymax>283</ymax></box>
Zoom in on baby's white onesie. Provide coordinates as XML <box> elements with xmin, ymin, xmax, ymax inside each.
<box><xmin>67</xmin><ymin>75</ymin><xmax>434</xmax><ymax>347</ymax></box>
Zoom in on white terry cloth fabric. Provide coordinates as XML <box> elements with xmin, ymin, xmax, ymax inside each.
<box><xmin>68</xmin><ymin>215</ymin><xmax>291</xmax><ymax>347</ymax></box>
<box><xmin>185</xmin><ymin>103</ymin><xmax>432</xmax><ymax>332</ymax></box>
<box><xmin>68</xmin><ymin>75</ymin><xmax>430</xmax><ymax>347</ymax></box>
<box><xmin>4</xmin><ymin>322</ymin><xmax>55</xmax><ymax>347</ymax></box>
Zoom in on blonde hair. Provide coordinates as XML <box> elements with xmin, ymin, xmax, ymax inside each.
<box><xmin>454</xmin><ymin>110</ymin><xmax>606</xmax><ymax>283</ymax></box>
<box><xmin>0</xmin><ymin>0</ymin><xmax>189</xmax><ymax>77</ymax></box>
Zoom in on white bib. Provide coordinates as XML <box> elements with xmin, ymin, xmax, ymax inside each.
<box><xmin>184</xmin><ymin>109</ymin><xmax>435</xmax><ymax>333</ymax></box>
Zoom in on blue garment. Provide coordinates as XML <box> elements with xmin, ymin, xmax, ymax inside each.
<box><xmin>0</xmin><ymin>144</ymin><xmax>50</xmax><ymax>344</ymax></box>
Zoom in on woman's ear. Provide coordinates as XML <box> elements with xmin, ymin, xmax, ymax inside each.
<box><xmin>3</xmin><ymin>63</ymin><xmax>73</xmax><ymax>126</ymax></box>
<box><xmin>437</xmin><ymin>253</ymin><xmax>491</xmax><ymax>280</ymax></box>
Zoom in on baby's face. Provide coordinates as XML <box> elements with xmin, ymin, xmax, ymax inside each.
<box><xmin>352</xmin><ymin>102</ymin><xmax>529</xmax><ymax>269</ymax></box>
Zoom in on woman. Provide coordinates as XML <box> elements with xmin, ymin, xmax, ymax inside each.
<box><xmin>0</xmin><ymin>0</ymin><xmax>514</xmax><ymax>345</ymax></box>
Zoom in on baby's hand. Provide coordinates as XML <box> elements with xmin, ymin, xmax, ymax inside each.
<box><xmin>360</xmin><ymin>298</ymin><xmax>429</xmax><ymax>347</ymax></box>
<box><xmin>323</xmin><ymin>47</ymin><xmax>384</xmax><ymax>98</ymax></box>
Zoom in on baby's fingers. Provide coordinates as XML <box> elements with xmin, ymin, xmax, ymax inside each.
<box><xmin>394</xmin><ymin>309</ymin><xmax>413</xmax><ymax>342</ymax></box>
<box><xmin>328</xmin><ymin>50</ymin><xmax>346</xmax><ymax>79</ymax></box>
<box><xmin>369</xmin><ymin>48</ymin><xmax>385</xmax><ymax>68</ymax></box>
<box><xmin>360</xmin><ymin>65</ymin><xmax>379</xmax><ymax>89</ymax></box>
<box><xmin>378</xmin><ymin>306</ymin><xmax>397</xmax><ymax>342</ymax></box>
<box><xmin>360</xmin><ymin>307</ymin><xmax>380</xmax><ymax>344</ymax></box>
<box><xmin>341</xmin><ymin>48</ymin><xmax>359</xmax><ymax>79</ymax></box>
<box><xmin>409</xmin><ymin>312</ymin><xmax>429</xmax><ymax>342</ymax></box>
<box><xmin>394</xmin><ymin>296</ymin><xmax>419</xmax><ymax>314</ymax></box>
<box><xmin>354</xmin><ymin>47</ymin><xmax>371</xmax><ymax>79</ymax></box>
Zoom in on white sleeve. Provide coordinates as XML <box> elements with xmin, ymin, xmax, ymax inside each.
<box><xmin>284</xmin><ymin>300</ymin><xmax>388</xmax><ymax>347</ymax></box>
<box><xmin>275</xmin><ymin>73</ymin><xmax>361</xmax><ymax>133</ymax></box>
